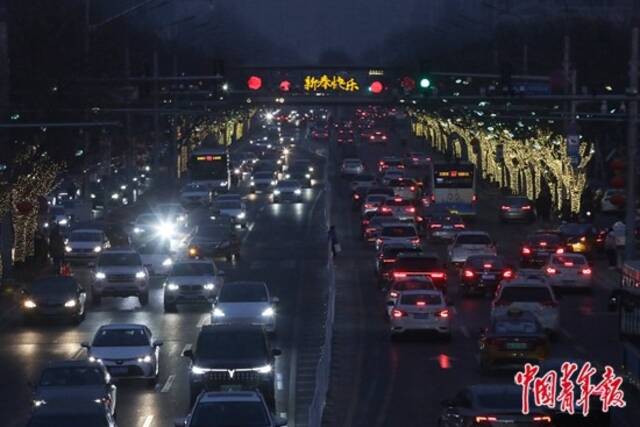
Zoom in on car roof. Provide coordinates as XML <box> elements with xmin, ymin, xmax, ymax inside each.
<box><xmin>382</xmin><ymin>222</ymin><xmax>415</xmax><ymax>227</ymax></box>
<box><xmin>100</xmin><ymin>249</ymin><xmax>137</xmax><ymax>255</ymax></box>
<box><xmin>69</xmin><ymin>229</ymin><xmax>103</xmax><ymax>234</ymax></box>
<box><xmin>199</xmin><ymin>391</ymin><xmax>263</xmax><ymax>403</ymax></box>
<box><xmin>457</xmin><ymin>231</ymin><xmax>490</xmax><ymax>237</ymax></box>
<box><xmin>397</xmin><ymin>252</ymin><xmax>439</xmax><ymax>260</ymax></box>
<box><xmin>398</xmin><ymin>289</ymin><xmax>443</xmax><ymax>297</ymax></box>
<box><xmin>222</xmin><ymin>281</ymin><xmax>267</xmax><ymax>287</ymax></box>
<box><xmin>277</xmin><ymin>179</ymin><xmax>300</xmax><ymax>185</ymax></box>
<box><xmin>97</xmin><ymin>323</ymin><xmax>147</xmax><ymax>331</ymax></box>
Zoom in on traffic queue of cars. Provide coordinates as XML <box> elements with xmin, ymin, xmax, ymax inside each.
<box><xmin>335</xmin><ymin>125</ymin><xmax>607</xmax><ymax>426</ymax></box>
<box><xmin>21</xmin><ymin>125</ymin><xmax>301</xmax><ymax>426</ymax></box>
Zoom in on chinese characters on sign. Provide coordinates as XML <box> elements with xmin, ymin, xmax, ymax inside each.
<box><xmin>514</xmin><ymin>362</ymin><xmax>626</xmax><ymax>416</ymax></box>
<box><xmin>303</xmin><ymin>75</ymin><xmax>360</xmax><ymax>92</ymax></box>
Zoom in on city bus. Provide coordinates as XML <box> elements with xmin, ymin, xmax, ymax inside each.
<box><xmin>429</xmin><ymin>162</ymin><xmax>477</xmax><ymax>218</ymax></box>
<box><xmin>188</xmin><ymin>147</ymin><xmax>230</xmax><ymax>192</ymax></box>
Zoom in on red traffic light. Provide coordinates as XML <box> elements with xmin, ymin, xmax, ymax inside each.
<box><xmin>369</xmin><ymin>81</ymin><xmax>384</xmax><ymax>94</ymax></box>
<box><xmin>401</xmin><ymin>76</ymin><xmax>416</xmax><ymax>91</ymax></box>
<box><xmin>279</xmin><ymin>80</ymin><xmax>291</xmax><ymax>92</ymax></box>
<box><xmin>247</xmin><ymin>75</ymin><xmax>262</xmax><ymax>90</ymax></box>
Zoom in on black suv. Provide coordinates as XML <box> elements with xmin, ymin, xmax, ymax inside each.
<box><xmin>184</xmin><ymin>325</ymin><xmax>281</xmax><ymax>408</ymax></box>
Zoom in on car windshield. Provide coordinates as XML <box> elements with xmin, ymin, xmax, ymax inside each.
<box><xmin>504</xmin><ymin>197</ymin><xmax>530</xmax><ymax>207</ymax></box>
<box><xmin>30</xmin><ymin>278</ymin><xmax>77</xmax><ymax>295</ymax></box>
<box><xmin>190</xmin><ymin>401</ymin><xmax>270</xmax><ymax>427</ymax></box>
<box><xmin>184</xmin><ymin>183</ymin><xmax>205</xmax><ymax>191</ymax></box>
<box><xmin>92</xmin><ymin>328</ymin><xmax>149</xmax><ymax>347</ymax></box>
<box><xmin>382</xmin><ymin>226</ymin><xmax>416</xmax><ymax>237</ymax></box>
<box><xmin>559</xmin><ymin>223</ymin><xmax>593</xmax><ymax>236</ymax></box>
<box><xmin>400</xmin><ymin>294</ymin><xmax>442</xmax><ymax>305</ymax></box>
<box><xmin>499</xmin><ymin>287</ymin><xmax>553</xmax><ymax>302</ymax></box>
<box><xmin>389</xmin><ymin>179</ymin><xmax>415</xmax><ymax>187</ymax></box>
<box><xmin>27</xmin><ymin>414</ymin><xmax>109</xmax><ymax>427</ymax></box>
<box><xmin>69</xmin><ymin>232</ymin><xmax>102</xmax><ymax>242</ymax></box>
<box><xmin>493</xmin><ymin>319</ymin><xmax>540</xmax><ymax>334</ymax></box>
<box><xmin>456</xmin><ymin>234</ymin><xmax>491</xmax><ymax>245</ymax></box>
<box><xmin>393</xmin><ymin>279</ymin><xmax>434</xmax><ymax>291</ymax></box>
<box><xmin>196</xmin><ymin>330</ymin><xmax>266</xmax><ymax>359</ymax></box>
<box><xmin>97</xmin><ymin>253</ymin><xmax>141</xmax><ymax>267</ymax></box>
<box><xmin>171</xmin><ymin>263</ymin><xmax>215</xmax><ymax>276</ymax></box>
<box><xmin>196</xmin><ymin>226</ymin><xmax>230</xmax><ymax>238</ymax></box>
<box><xmin>344</xmin><ymin>160</ymin><xmax>362</xmax><ymax>166</ymax></box>
<box><xmin>219</xmin><ymin>283</ymin><xmax>268</xmax><ymax>303</ymax></box>
<box><xmin>277</xmin><ymin>180</ymin><xmax>299</xmax><ymax>189</ymax></box>
<box><xmin>396</xmin><ymin>257</ymin><xmax>440</xmax><ymax>270</ymax></box>
<box><xmin>39</xmin><ymin>367</ymin><xmax>105</xmax><ymax>386</ymax></box>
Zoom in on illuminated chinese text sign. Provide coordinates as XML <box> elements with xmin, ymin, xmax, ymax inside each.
<box><xmin>514</xmin><ymin>362</ymin><xmax>626</xmax><ymax>416</ymax></box>
<box><xmin>303</xmin><ymin>75</ymin><xmax>360</xmax><ymax>92</ymax></box>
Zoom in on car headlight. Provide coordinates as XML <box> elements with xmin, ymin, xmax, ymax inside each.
<box><xmin>234</xmin><ymin>168</ymin><xmax>241</xmax><ymax>174</ymax></box>
<box><xmin>162</xmin><ymin>258</ymin><xmax>173</xmax><ymax>267</ymax></box>
<box><xmin>90</xmin><ymin>193</ymin><xmax>96</xmax><ymax>199</ymax></box>
<box><xmin>95</xmin><ymin>272</ymin><xmax>106</xmax><ymax>280</ymax></box>
<box><xmin>166</xmin><ymin>283</ymin><xmax>179</xmax><ymax>291</ymax></box>
<box><xmin>191</xmin><ymin>366</ymin><xmax>209</xmax><ymax>375</ymax></box>
<box><xmin>93</xmin><ymin>246</ymin><xmax>102</xmax><ymax>253</ymax></box>
<box><xmin>237</xmin><ymin>212</ymin><xmax>246</xmax><ymax>219</ymax></box>
<box><xmin>88</xmin><ymin>356</ymin><xmax>102</xmax><ymax>363</ymax></box>
<box><xmin>285</xmin><ymin>174</ymin><xmax>291</xmax><ymax>179</ymax></box>
<box><xmin>261</xmin><ymin>307</ymin><xmax>275</xmax><ymax>317</ymax></box>
<box><xmin>204</xmin><ymin>283</ymin><xmax>215</xmax><ymax>291</ymax></box>
<box><xmin>23</xmin><ymin>300</ymin><xmax>37</xmax><ymax>309</ymax></box>
<box><xmin>137</xmin><ymin>355</ymin><xmax>152</xmax><ymax>363</ymax></box>
<box><xmin>305</xmin><ymin>174</ymin><xmax>311</xmax><ymax>179</ymax></box>
<box><xmin>220</xmin><ymin>181</ymin><xmax>228</xmax><ymax>187</ymax></box>
<box><xmin>120</xmin><ymin>185</ymin><xmax>127</xmax><ymax>190</ymax></box>
<box><xmin>155</xmin><ymin>222</ymin><xmax>175</xmax><ymax>239</ymax></box>
<box><xmin>58</xmin><ymin>218</ymin><xmax>68</xmax><ymax>226</ymax></box>
<box><xmin>188</xmin><ymin>247</ymin><xmax>198</xmax><ymax>256</ymax></box>
<box><xmin>64</xmin><ymin>299</ymin><xmax>77</xmax><ymax>308</ymax></box>
<box><xmin>65</xmin><ymin>246</ymin><xmax>72</xmax><ymax>253</ymax></box>
<box><xmin>213</xmin><ymin>307</ymin><xmax>225</xmax><ymax>317</ymax></box>
<box><xmin>250</xmin><ymin>181</ymin><xmax>255</xmax><ymax>186</ymax></box>
<box><xmin>309</xmin><ymin>166</ymin><xmax>314</xmax><ymax>172</ymax></box>
<box><xmin>273</xmin><ymin>190</ymin><xmax>281</xmax><ymax>195</ymax></box>
<box><xmin>43</xmin><ymin>222</ymin><xmax>49</xmax><ymax>228</ymax></box>
<box><xmin>254</xmin><ymin>364</ymin><xmax>273</xmax><ymax>374</ymax></box>
<box><xmin>294</xmin><ymin>189</ymin><xmax>302</xmax><ymax>195</ymax></box>
<box><xmin>111</xmin><ymin>193</ymin><xmax>119</xmax><ymax>200</ymax></box>
<box><xmin>270</xmin><ymin>180</ymin><xmax>277</xmax><ymax>186</ymax></box>
<box><xmin>133</xmin><ymin>227</ymin><xmax>143</xmax><ymax>234</ymax></box>
<box><xmin>135</xmin><ymin>271</ymin><xmax>146</xmax><ymax>279</ymax></box>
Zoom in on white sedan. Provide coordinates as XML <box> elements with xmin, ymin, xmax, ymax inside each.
<box><xmin>82</xmin><ymin>323</ymin><xmax>162</xmax><ymax>386</ymax></box>
<box><xmin>389</xmin><ymin>289</ymin><xmax>451</xmax><ymax>338</ymax></box>
<box><xmin>448</xmin><ymin>231</ymin><xmax>496</xmax><ymax>266</ymax></box>
<box><xmin>543</xmin><ymin>253</ymin><xmax>593</xmax><ymax>290</ymax></box>
<box><xmin>491</xmin><ymin>279</ymin><xmax>559</xmax><ymax>332</ymax></box>
<box><xmin>214</xmin><ymin>200</ymin><xmax>247</xmax><ymax>227</ymax></box>
<box><xmin>212</xmin><ymin>281</ymin><xmax>278</xmax><ymax>333</ymax></box>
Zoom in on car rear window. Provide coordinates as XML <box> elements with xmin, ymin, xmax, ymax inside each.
<box><xmin>400</xmin><ymin>294</ymin><xmax>442</xmax><ymax>305</ymax></box>
<box><xmin>40</xmin><ymin>367</ymin><xmax>105</xmax><ymax>386</ymax></box>
<box><xmin>382</xmin><ymin>226</ymin><xmax>416</xmax><ymax>237</ymax></box>
<box><xmin>395</xmin><ymin>257</ymin><xmax>441</xmax><ymax>270</ymax></box>
<box><xmin>504</xmin><ymin>197</ymin><xmax>531</xmax><ymax>207</ymax></box>
<box><xmin>393</xmin><ymin>279</ymin><xmax>434</xmax><ymax>291</ymax></box>
<box><xmin>493</xmin><ymin>319</ymin><xmax>540</xmax><ymax>335</ymax></box>
<box><xmin>499</xmin><ymin>287</ymin><xmax>553</xmax><ymax>302</ymax></box>
<box><xmin>382</xmin><ymin>246</ymin><xmax>421</xmax><ymax>258</ymax></box>
<box><xmin>456</xmin><ymin>234</ymin><xmax>491</xmax><ymax>245</ymax></box>
<box><xmin>475</xmin><ymin>390</ymin><xmax>525</xmax><ymax>410</ymax></box>
<box><xmin>552</xmin><ymin>255</ymin><xmax>587</xmax><ymax>266</ymax></box>
<box><xmin>530</xmin><ymin>234</ymin><xmax>561</xmax><ymax>245</ymax></box>
<box><xmin>389</xmin><ymin>179</ymin><xmax>415</xmax><ymax>187</ymax></box>
<box><xmin>384</xmin><ymin>198</ymin><xmax>412</xmax><ymax>206</ymax></box>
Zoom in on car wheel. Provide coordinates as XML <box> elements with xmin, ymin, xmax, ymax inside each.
<box><xmin>164</xmin><ymin>301</ymin><xmax>177</xmax><ymax>313</ymax></box>
<box><xmin>139</xmin><ymin>292</ymin><xmax>149</xmax><ymax>306</ymax></box>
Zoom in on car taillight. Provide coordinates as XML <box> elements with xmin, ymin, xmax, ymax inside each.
<box><xmin>475</xmin><ymin>416</ymin><xmax>497</xmax><ymax>423</ymax></box>
<box><xmin>580</xmin><ymin>268</ymin><xmax>592</xmax><ymax>275</ymax></box>
<box><xmin>532</xmin><ymin>415</ymin><xmax>552</xmax><ymax>423</ymax></box>
<box><xmin>454</xmin><ymin>223</ymin><xmax>465</xmax><ymax>229</ymax></box>
<box><xmin>353</xmin><ymin>194</ymin><xmax>360</xmax><ymax>200</ymax></box>
<box><xmin>522</xmin><ymin>205</ymin><xmax>532</xmax><ymax>210</ymax></box>
<box><xmin>437</xmin><ymin>309</ymin><xmax>449</xmax><ymax>318</ymax></box>
<box><xmin>362</xmin><ymin>219</ymin><xmax>370</xmax><ymax>225</ymax></box>
<box><xmin>410</xmin><ymin>186</ymin><xmax>416</xmax><ymax>191</ymax></box>
<box><xmin>381</xmin><ymin>207</ymin><xmax>392</xmax><ymax>213</ymax></box>
<box><xmin>430</xmin><ymin>223</ymin><xmax>443</xmax><ymax>229</ymax></box>
<box><xmin>406</xmin><ymin>207</ymin><xmax>416</xmax><ymax>213</ymax></box>
<box><xmin>416</xmin><ymin>301</ymin><xmax>427</xmax><ymax>307</ymax></box>
<box><xmin>393</xmin><ymin>272</ymin><xmax>407</xmax><ymax>279</ymax></box>
<box><xmin>382</xmin><ymin>136</ymin><xmax>387</xmax><ymax>140</ymax></box>
<box><xmin>391</xmin><ymin>309</ymin><xmax>405</xmax><ymax>318</ymax></box>
<box><xmin>412</xmin><ymin>157</ymin><xmax>418</xmax><ymax>161</ymax></box>
<box><xmin>463</xmin><ymin>269</ymin><xmax>474</xmax><ymax>278</ymax></box>
<box><xmin>365</xmin><ymin>227</ymin><xmax>376</xmax><ymax>233</ymax></box>
<box><xmin>429</xmin><ymin>272</ymin><xmax>446</xmax><ymax>279</ymax></box>
<box><xmin>364</xmin><ymin>203</ymin><xmax>373</xmax><ymax>209</ymax></box>
<box><xmin>502</xmin><ymin>270</ymin><xmax>513</xmax><ymax>279</ymax></box>
<box><xmin>410</xmin><ymin>237</ymin><xmax>420</xmax><ymax>244</ymax></box>
<box><xmin>483</xmin><ymin>263</ymin><xmax>492</xmax><ymax>269</ymax></box>
<box><xmin>389</xmin><ymin>291</ymin><xmax>398</xmax><ymax>298</ymax></box>
<box><xmin>546</xmin><ymin>267</ymin><xmax>557</xmax><ymax>275</ymax></box>
<box><xmin>563</xmin><ymin>262</ymin><xmax>574</xmax><ymax>267</ymax></box>
<box><xmin>522</xmin><ymin>246</ymin><xmax>531</xmax><ymax>255</ymax></box>
<box><xmin>501</xmin><ymin>205</ymin><xmax>511</xmax><ymax>211</ymax></box>
<box><xmin>382</xmin><ymin>259</ymin><xmax>396</xmax><ymax>263</ymax></box>
<box><xmin>472</xmin><ymin>194</ymin><xmax>477</xmax><ymax>203</ymax></box>
<box><xmin>556</xmin><ymin>248</ymin><xmax>565</xmax><ymax>254</ymax></box>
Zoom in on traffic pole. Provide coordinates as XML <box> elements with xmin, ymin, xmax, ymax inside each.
<box><xmin>625</xmin><ymin>27</ymin><xmax>638</xmax><ymax>261</ymax></box>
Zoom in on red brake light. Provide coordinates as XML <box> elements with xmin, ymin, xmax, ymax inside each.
<box><xmin>410</xmin><ymin>186</ymin><xmax>416</xmax><ymax>191</ymax></box>
<box><xmin>522</xmin><ymin>246</ymin><xmax>531</xmax><ymax>255</ymax></box>
<box><xmin>501</xmin><ymin>205</ymin><xmax>510</xmax><ymax>211</ymax></box>
<box><xmin>556</xmin><ymin>248</ymin><xmax>565</xmax><ymax>254</ymax></box>
<box><xmin>416</xmin><ymin>301</ymin><xmax>426</xmax><ymax>307</ymax></box>
<box><xmin>463</xmin><ymin>269</ymin><xmax>474</xmax><ymax>278</ymax></box>
<box><xmin>378</xmin><ymin>160</ymin><xmax>384</xmax><ymax>165</ymax></box>
<box><xmin>364</xmin><ymin>203</ymin><xmax>373</xmax><ymax>209</ymax></box>
<box><xmin>539</xmin><ymin>241</ymin><xmax>547</xmax><ymax>247</ymax></box>
<box><xmin>406</xmin><ymin>207</ymin><xmax>416</xmax><ymax>213</ymax></box>
<box><xmin>391</xmin><ymin>309</ymin><xmax>405</xmax><ymax>318</ymax></box>
<box><xmin>502</xmin><ymin>270</ymin><xmax>513</xmax><ymax>279</ymax></box>
<box><xmin>394</xmin><ymin>197</ymin><xmax>402</xmax><ymax>202</ymax></box>
<box><xmin>410</xmin><ymin>237</ymin><xmax>420</xmax><ymax>244</ymax></box>
<box><xmin>393</xmin><ymin>272</ymin><xmax>407</xmax><ymax>279</ymax></box>
<box><xmin>412</xmin><ymin>157</ymin><xmax>418</xmax><ymax>161</ymax></box>
<box><xmin>546</xmin><ymin>267</ymin><xmax>557</xmax><ymax>275</ymax></box>
<box><xmin>483</xmin><ymin>263</ymin><xmax>492</xmax><ymax>269</ymax></box>
<box><xmin>581</xmin><ymin>268</ymin><xmax>592</xmax><ymax>275</ymax></box>
<box><xmin>382</xmin><ymin>259</ymin><xmax>396</xmax><ymax>263</ymax></box>
<box><xmin>475</xmin><ymin>416</ymin><xmax>497</xmax><ymax>423</ymax></box>
<box><xmin>472</xmin><ymin>194</ymin><xmax>477</xmax><ymax>203</ymax></box>
<box><xmin>437</xmin><ymin>309</ymin><xmax>449</xmax><ymax>318</ymax></box>
<box><xmin>563</xmin><ymin>262</ymin><xmax>574</xmax><ymax>267</ymax></box>
<box><xmin>430</xmin><ymin>223</ymin><xmax>443</xmax><ymax>229</ymax></box>
<box><xmin>429</xmin><ymin>272</ymin><xmax>445</xmax><ymax>279</ymax></box>
<box><xmin>522</xmin><ymin>205</ymin><xmax>532</xmax><ymax>210</ymax></box>
<box><xmin>353</xmin><ymin>194</ymin><xmax>360</xmax><ymax>200</ymax></box>
<box><xmin>389</xmin><ymin>291</ymin><xmax>398</xmax><ymax>298</ymax></box>
<box><xmin>381</xmin><ymin>207</ymin><xmax>392</xmax><ymax>213</ymax></box>
<box><xmin>533</xmin><ymin>415</ymin><xmax>552</xmax><ymax>423</ymax></box>
<box><xmin>453</xmin><ymin>223</ymin><xmax>465</xmax><ymax>229</ymax></box>
<box><xmin>362</xmin><ymin>219</ymin><xmax>370</xmax><ymax>225</ymax></box>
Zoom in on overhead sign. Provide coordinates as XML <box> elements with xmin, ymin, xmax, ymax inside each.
<box><xmin>303</xmin><ymin>75</ymin><xmax>360</xmax><ymax>92</ymax></box>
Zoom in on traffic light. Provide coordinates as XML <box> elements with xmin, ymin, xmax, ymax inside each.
<box><xmin>279</xmin><ymin>80</ymin><xmax>291</xmax><ymax>92</ymax></box>
<box><xmin>247</xmin><ymin>75</ymin><xmax>262</xmax><ymax>90</ymax></box>
<box><xmin>419</xmin><ymin>77</ymin><xmax>431</xmax><ymax>89</ymax></box>
<box><xmin>368</xmin><ymin>80</ymin><xmax>384</xmax><ymax>94</ymax></box>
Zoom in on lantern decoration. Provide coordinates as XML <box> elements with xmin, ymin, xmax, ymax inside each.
<box><xmin>610</xmin><ymin>158</ymin><xmax>625</xmax><ymax>171</ymax></box>
<box><xmin>610</xmin><ymin>175</ymin><xmax>625</xmax><ymax>189</ymax></box>
<box><xmin>610</xmin><ymin>193</ymin><xmax>626</xmax><ymax>207</ymax></box>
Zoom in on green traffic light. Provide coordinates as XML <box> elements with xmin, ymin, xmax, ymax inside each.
<box><xmin>419</xmin><ymin>77</ymin><xmax>431</xmax><ymax>89</ymax></box>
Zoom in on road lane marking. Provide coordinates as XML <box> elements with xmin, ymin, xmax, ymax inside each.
<box><xmin>241</xmin><ymin>222</ymin><xmax>255</xmax><ymax>245</ymax></box>
<box><xmin>161</xmin><ymin>374</ymin><xmax>175</xmax><ymax>393</ymax></box>
<box><xmin>197</xmin><ymin>314</ymin><xmax>209</xmax><ymax>328</ymax></box>
<box><xmin>141</xmin><ymin>415</ymin><xmax>153</xmax><ymax>427</ymax></box>
<box><xmin>459</xmin><ymin>324</ymin><xmax>470</xmax><ymax>338</ymax></box>
<box><xmin>276</xmin><ymin>373</ymin><xmax>283</xmax><ymax>391</ymax></box>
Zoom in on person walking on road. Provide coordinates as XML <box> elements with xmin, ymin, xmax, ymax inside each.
<box><xmin>49</xmin><ymin>225</ymin><xmax>65</xmax><ymax>273</ymax></box>
<box><xmin>328</xmin><ymin>225</ymin><xmax>340</xmax><ymax>259</ymax></box>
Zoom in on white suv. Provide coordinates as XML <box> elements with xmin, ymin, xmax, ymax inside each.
<box><xmin>92</xmin><ymin>249</ymin><xmax>149</xmax><ymax>305</ymax></box>
<box><xmin>491</xmin><ymin>279</ymin><xmax>559</xmax><ymax>333</ymax></box>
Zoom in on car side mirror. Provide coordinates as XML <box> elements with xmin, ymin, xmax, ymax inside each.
<box><xmin>81</xmin><ymin>342</ymin><xmax>90</xmax><ymax>349</ymax></box>
<box><xmin>174</xmin><ymin>418</ymin><xmax>186</xmax><ymax>427</ymax></box>
<box><xmin>272</xmin><ymin>297</ymin><xmax>280</xmax><ymax>304</ymax></box>
<box><xmin>153</xmin><ymin>340</ymin><xmax>163</xmax><ymax>347</ymax></box>
<box><xmin>182</xmin><ymin>349</ymin><xmax>193</xmax><ymax>359</ymax></box>
<box><xmin>272</xmin><ymin>348</ymin><xmax>282</xmax><ymax>357</ymax></box>
<box><xmin>274</xmin><ymin>416</ymin><xmax>288</xmax><ymax>427</ymax></box>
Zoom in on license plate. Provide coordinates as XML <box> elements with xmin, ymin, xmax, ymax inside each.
<box><xmin>481</xmin><ymin>274</ymin><xmax>496</xmax><ymax>280</ymax></box>
<box><xmin>506</xmin><ymin>342</ymin><xmax>528</xmax><ymax>350</ymax></box>
<box><xmin>220</xmin><ymin>384</ymin><xmax>243</xmax><ymax>391</ymax></box>
<box><xmin>413</xmin><ymin>313</ymin><xmax>430</xmax><ymax>319</ymax></box>
<box><xmin>109</xmin><ymin>367</ymin><xmax>128</xmax><ymax>375</ymax></box>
